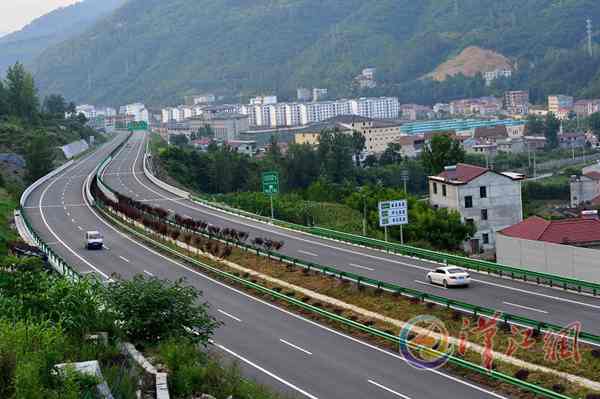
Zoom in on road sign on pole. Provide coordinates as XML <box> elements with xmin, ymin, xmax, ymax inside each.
<box><xmin>262</xmin><ymin>171</ymin><xmax>279</xmax><ymax>195</ymax></box>
<box><xmin>262</xmin><ymin>171</ymin><xmax>279</xmax><ymax>221</ymax></box>
<box><xmin>378</xmin><ymin>200</ymin><xmax>408</xmax><ymax>243</ymax></box>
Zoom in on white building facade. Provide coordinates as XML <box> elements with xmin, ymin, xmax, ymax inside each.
<box><xmin>429</xmin><ymin>164</ymin><xmax>524</xmax><ymax>253</ymax></box>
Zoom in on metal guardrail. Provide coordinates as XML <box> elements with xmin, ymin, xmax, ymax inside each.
<box><xmin>92</xmin><ymin>196</ymin><xmax>574</xmax><ymax>399</ymax></box>
<box><xmin>188</xmin><ymin>195</ymin><xmax>600</xmax><ymax>296</ymax></box>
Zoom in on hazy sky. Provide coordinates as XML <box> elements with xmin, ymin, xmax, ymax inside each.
<box><xmin>0</xmin><ymin>0</ymin><xmax>80</xmax><ymax>34</ymax></box>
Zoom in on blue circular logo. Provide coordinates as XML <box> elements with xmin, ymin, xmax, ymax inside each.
<box><xmin>399</xmin><ymin>315</ymin><xmax>454</xmax><ymax>369</ymax></box>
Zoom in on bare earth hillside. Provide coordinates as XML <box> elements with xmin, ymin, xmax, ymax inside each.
<box><xmin>425</xmin><ymin>46</ymin><xmax>513</xmax><ymax>81</ymax></box>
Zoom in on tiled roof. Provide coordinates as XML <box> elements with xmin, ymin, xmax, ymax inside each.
<box><xmin>432</xmin><ymin>163</ymin><xmax>489</xmax><ymax>184</ymax></box>
<box><xmin>500</xmin><ymin>216</ymin><xmax>600</xmax><ymax>245</ymax></box>
<box><xmin>584</xmin><ymin>171</ymin><xmax>600</xmax><ymax>181</ymax></box>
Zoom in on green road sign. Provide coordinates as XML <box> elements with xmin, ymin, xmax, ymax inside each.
<box><xmin>127</xmin><ymin>121</ymin><xmax>148</xmax><ymax>131</ymax></box>
<box><xmin>262</xmin><ymin>171</ymin><xmax>279</xmax><ymax>195</ymax></box>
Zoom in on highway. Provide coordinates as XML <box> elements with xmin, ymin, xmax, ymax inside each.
<box><xmin>103</xmin><ymin>131</ymin><xmax>600</xmax><ymax>336</ymax></box>
<box><xmin>22</xmin><ymin>132</ymin><xmax>511</xmax><ymax>398</ymax></box>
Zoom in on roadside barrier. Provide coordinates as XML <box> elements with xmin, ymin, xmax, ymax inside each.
<box><xmin>92</xmin><ymin>190</ymin><xmax>575</xmax><ymax>399</ymax></box>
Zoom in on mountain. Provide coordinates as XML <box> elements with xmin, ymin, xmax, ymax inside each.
<box><xmin>32</xmin><ymin>0</ymin><xmax>600</xmax><ymax>106</ymax></box>
<box><xmin>0</xmin><ymin>0</ymin><xmax>125</xmax><ymax>75</ymax></box>
<box><xmin>425</xmin><ymin>46</ymin><xmax>513</xmax><ymax>81</ymax></box>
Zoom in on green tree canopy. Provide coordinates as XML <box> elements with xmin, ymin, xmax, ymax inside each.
<box><xmin>5</xmin><ymin>62</ymin><xmax>39</xmax><ymax>122</ymax></box>
<box><xmin>24</xmin><ymin>132</ymin><xmax>56</xmax><ymax>183</ymax></box>
<box><xmin>421</xmin><ymin>135</ymin><xmax>465</xmax><ymax>175</ymax></box>
<box><xmin>42</xmin><ymin>94</ymin><xmax>67</xmax><ymax>117</ymax></box>
<box><xmin>544</xmin><ymin>112</ymin><xmax>561</xmax><ymax>149</ymax></box>
<box><xmin>105</xmin><ymin>275</ymin><xmax>220</xmax><ymax>344</ymax></box>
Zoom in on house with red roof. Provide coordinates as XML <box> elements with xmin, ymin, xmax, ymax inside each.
<box><xmin>497</xmin><ymin>211</ymin><xmax>600</xmax><ymax>281</ymax></box>
<box><xmin>429</xmin><ymin>163</ymin><xmax>525</xmax><ymax>253</ymax></box>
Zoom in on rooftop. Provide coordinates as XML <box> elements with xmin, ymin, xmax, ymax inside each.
<box><xmin>400</xmin><ymin>119</ymin><xmax>524</xmax><ymax>135</ymax></box>
<box><xmin>429</xmin><ymin>163</ymin><xmax>524</xmax><ymax>185</ymax></box>
<box><xmin>500</xmin><ymin>215</ymin><xmax>600</xmax><ymax>245</ymax></box>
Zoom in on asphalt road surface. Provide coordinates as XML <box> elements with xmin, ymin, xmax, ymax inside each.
<box><xmin>19</xmin><ymin>131</ymin><xmax>579</xmax><ymax>398</ymax></box>
<box><xmin>102</xmin><ymin>132</ymin><xmax>600</xmax><ymax>336</ymax></box>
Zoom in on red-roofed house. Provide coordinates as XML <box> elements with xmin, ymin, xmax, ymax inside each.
<box><xmin>497</xmin><ymin>211</ymin><xmax>600</xmax><ymax>281</ymax></box>
<box><xmin>429</xmin><ymin>163</ymin><xmax>525</xmax><ymax>253</ymax></box>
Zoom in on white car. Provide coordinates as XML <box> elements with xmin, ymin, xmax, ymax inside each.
<box><xmin>85</xmin><ymin>231</ymin><xmax>104</xmax><ymax>250</ymax></box>
<box><xmin>427</xmin><ymin>266</ymin><xmax>471</xmax><ymax>288</ymax></box>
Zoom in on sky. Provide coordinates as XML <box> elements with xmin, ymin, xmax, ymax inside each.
<box><xmin>0</xmin><ymin>0</ymin><xmax>80</xmax><ymax>35</ymax></box>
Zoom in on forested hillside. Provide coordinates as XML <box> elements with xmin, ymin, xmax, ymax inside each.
<box><xmin>32</xmin><ymin>0</ymin><xmax>600</xmax><ymax>106</ymax></box>
<box><xmin>0</xmin><ymin>0</ymin><xmax>124</xmax><ymax>74</ymax></box>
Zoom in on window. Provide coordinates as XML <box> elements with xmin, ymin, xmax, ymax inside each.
<box><xmin>465</xmin><ymin>196</ymin><xmax>473</xmax><ymax>208</ymax></box>
<box><xmin>482</xmin><ymin>233</ymin><xmax>490</xmax><ymax>245</ymax></box>
<box><xmin>433</xmin><ymin>183</ymin><xmax>438</xmax><ymax>195</ymax></box>
<box><xmin>481</xmin><ymin>209</ymin><xmax>488</xmax><ymax>221</ymax></box>
<box><xmin>480</xmin><ymin>186</ymin><xmax>487</xmax><ymax>198</ymax></box>
<box><xmin>442</xmin><ymin>185</ymin><xmax>447</xmax><ymax>197</ymax></box>
<box><xmin>466</xmin><ymin>218</ymin><xmax>475</xmax><ymax>227</ymax></box>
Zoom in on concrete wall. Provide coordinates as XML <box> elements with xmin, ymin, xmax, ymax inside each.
<box><xmin>430</xmin><ymin>172</ymin><xmax>523</xmax><ymax>251</ymax></box>
<box><xmin>497</xmin><ymin>234</ymin><xmax>600</xmax><ymax>283</ymax></box>
<box><xmin>570</xmin><ymin>176</ymin><xmax>600</xmax><ymax>207</ymax></box>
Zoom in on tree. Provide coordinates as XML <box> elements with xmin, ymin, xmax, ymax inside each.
<box><xmin>170</xmin><ymin>134</ymin><xmax>189</xmax><ymax>147</ymax></box>
<box><xmin>589</xmin><ymin>112</ymin><xmax>600</xmax><ymax>138</ymax></box>
<box><xmin>351</xmin><ymin>130</ymin><xmax>366</xmax><ymax>167</ymax></box>
<box><xmin>544</xmin><ymin>112</ymin><xmax>560</xmax><ymax>149</ymax></box>
<box><xmin>317</xmin><ymin>128</ymin><xmax>354</xmax><ymax>183</ymax></box>
<box><xmin>5</xmin><ymin>62</ymin><xmax>39</xmax><ymax>122</ymax></box>
<box><xmin>0</xmin><ymin>80</ymin><xmax>8</xmax><ymax>118</ymax></box>
<box><xmin>105</xmin><ymin>275</ymin><xmax>220</xmax><ymax>344</ymax></box>
<box><xmin>421</xmin><ymin>135</ymin><xmax>465</xmax><ymax>175</ymax></box>
<box><xmin>379</xmin><ymin>143</ymin><xmax>403</xmax><ymax>165</ymax></box>
<box><xmin>24</xmin><ymin>132</ymin><xmax>55</xmax><ymax>183</ymax></box>
<box><xmin>525</xmin><ymin>115</ymin><xmax>544</xmax><ymax>136</ymax></box>
<box><xmin>42</xmin><ymin>94</ymin><xmax>67</xmax><ymax>117</ymax></box>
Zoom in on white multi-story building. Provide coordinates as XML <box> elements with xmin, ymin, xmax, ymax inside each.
<box><xmin>297</xmin><ymin>88</ymin><xmax>311</xmax><ymax>102</ymax></box>
<box><xmin>548</xmin><ymin>95</ymin><xmax>574</xmax><ymax>114</ymax></box>
<box><xmin>312</xmin><ymin>88</ymin><xmax>328</xmax><ymax>102</ymax></box>
<box><xmin>75</xmin><ymin>105</ymin><xmax>96</xmax><ymax>119</ymax></box>
<box><xmin>250</xmin><ymin>95</ymin><xmax>278</xmax><ymax>105</ymax></box>
<box><xmin>428</xmin><ymin>163</ymin><xmax>525</xmax><ymax>253</ymax></box>
<box><xmin>119</xmin><ymin>102</ymin><xmax>149</xmax><ymax>123</ymax></box>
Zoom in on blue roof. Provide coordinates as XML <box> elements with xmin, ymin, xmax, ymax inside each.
<box><xmin>400</xmin><ymin>119</ymin><xmax>524</xmax><ymax>135</ymax></box>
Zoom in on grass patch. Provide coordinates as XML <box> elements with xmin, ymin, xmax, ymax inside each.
<box><xmin>0</xmin><ymin>188</ymin><xmax>18</xmax><ymax>255</ymax></box>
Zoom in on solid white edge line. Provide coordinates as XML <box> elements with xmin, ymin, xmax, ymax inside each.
<box><xmin>119</xmin><ymin>256</ymin><xmax>130</xmax><ymax>263</ymax></box>
<box><xmin>298</xmin><ymin>250</ymin><xmax>318</xmax><ymax>257</ymax></box>
<box><xmin>132</xmin><ymin>139</ymin><xmax>600</xmax><ymax>310</ymax></box>
<box><xmin>99</xmin><ymin>132</ymin><xmax>509</xmax><ymax>398</ymax></box>
<box><xmin>368</xmin><ymin>379</ymin><xmax>413</xmax><ymax>399</ymax></box>
<box><xmin>217</xmin><ymin>309</ymin><xmax>242</xmax><ymax>323</ymax></box>
<box><xmin>212</xmin><ymin>341</ymin><xmax>319</xmax><ymax>399</ymax></box>
<box><xmin>39</xmin><ymin>167</ymin><xmax>110</xmax><ymax>280</ymax></box>
<box><xmin>280</xmin><ymin>339</ymin><xmax>313</xmax><ymax>355</ymax></box>
<box><xmin>349</xmin><ymin>263</ymin><xmax>375</xmax><ymax>271</ymax></box>
<box><xmin>502</xmin><ymin>302</ymin><xmax>548</xmax><ymax>314</ymax></box>
<box><xmin>143</xmin><ymin>269</ymin><xmax>154</xmax><ymax>277</ymax></box>
<box><xmin>414</xmin><ymin>280</ymin><xmax>447</xmax><ymax>290</ymax></box>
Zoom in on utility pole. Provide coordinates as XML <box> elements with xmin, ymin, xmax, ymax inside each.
<box><xmin>588</xmin><ymin>18</ymin><xmax>594</xmax><ymax>57</ymax></box>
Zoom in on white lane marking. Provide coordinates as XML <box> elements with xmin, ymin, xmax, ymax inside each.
<box><xmin>503</xmin><ymin>302</ymin><xmax>548</xmax><ymax>314</ymax></box>
<box><xmin>414</xmin><ymin>280</ymin><xmax>447</xmax><ymax>290</ymax></box>
<box><xmin>84</xmin><ymin>185</ymin><xmax>509</xmax><ymax>399</ymax></box>
<box><xmin>213</xmin><ymin>341</ymin><xmax>319</xmax><ymax>399</ymax></box>
<box><xmin>104</xmin><ymin>245</ymin><xmax>110</xmax><ymax>250</ymax></box>
<box><xmin>66</xmin><ymin>212</ymin><xmax>70</xmax><ymax>216</ymax></box>
<box><xmin>349</xmin><ymin>263</ymin><xmax>374</xmax><ymax>271</ymax></box>
<box><xmin>130</xmin><ymin>156</ymin><xmax>597</xmax><ymax>309</ymax></box>
<box><xmin>143</xmin><ymin>269</ymin><xmax>154</xmax><ymax>277</ymax></box>
<box><xmin>280</xmin><ymin>339</ymin><xmax>312</xmax><ymax>356</ymax></box>
<box><xmin>71</xmin><ymin>218</ymin><xmax>76</xmax><ymax>223</ymax></box>
<box><xmin>479</xmin><ymin>279</ymin><xmax>600</xmax><ymax>310</ymax></box>
<box><xmin>38</xmin><ymin>167</ymin><xmax>110</xmax><ymax>280</ymax></box>
<box><xmin>218</xmin><ymin>309</ymin><xmax>242</xmax><ymax>322</ymax></box>
<box><xmin>77</xmin><ymin>226</ymin><xmax>83</xmax><ymax>231</ymax></box>
<box><xmin>119</xmin><ymin>256</ymin><xmax>130</xmax><ymax>263</ymax></box>
<box><xmin>368</xmin><ymin>380</ymin><xmax>413</xmax><ymax>399</ymax></box>
<box><xmin>298</xmin><ymin>250</ymin><xmax>318</xmax><ymax>257</ymax></box>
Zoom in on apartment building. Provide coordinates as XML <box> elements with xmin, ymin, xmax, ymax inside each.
<box><xmin>428</xmin><ymin>163</ymin><xmax>524</xmax><ymax>253</ymax></box>
<box><xmin>503</xmin><ymin>90</ymin><xmax>530</xmax><ymax>115</ymax></box>
<box><xmin>119</xmin><ymin>102</ymin><xmax>149</xmax><ymax>123</ymax></box>
<box><xmin>548</xmin><ymin>95</ymin><xmax>574</xmax><ymax>114</ymax></box>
